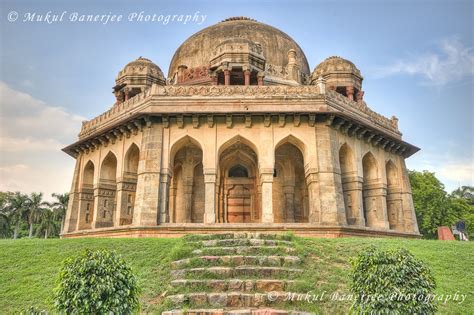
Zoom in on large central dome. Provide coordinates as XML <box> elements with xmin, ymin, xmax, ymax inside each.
<box><xmin>168</xmin><ymin>17</ymin><xmax>310</xmax><ymax>83</ymax></box>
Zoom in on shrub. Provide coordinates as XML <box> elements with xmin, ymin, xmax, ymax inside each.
<box><xmin>54</xmin><ymin>249</ymin><xmax>140</xmax><ymax>314</ymax></box>
<box><xmin>350</xmin><ymin>246</ymin><xmax>437</xmax><ymax>314</ymax></box>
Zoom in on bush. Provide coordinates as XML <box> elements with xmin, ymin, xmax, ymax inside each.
<box><xmin>350</xmin><ymin>246</ymin><xmax>437</xmax><ymax>314</ymax></box>
<box><xmin>54</xmin><ymin>249</ymin><xmax>140</xmax><ymax>314</ymax></box>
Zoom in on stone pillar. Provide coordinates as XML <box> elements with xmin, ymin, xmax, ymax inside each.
<box><xmin>244</xmin><ymin>70</ymin><xmax>251</xmax><ymax>86</ymax></box>
<box><xmin>260</xmin><ymin>170</ymin><xmax>274</xmax><ymax>223</ymax></box>
<box><xmin>341</xmin><ymin>176</ymin><xmax>365</xmax><ymax>226</ymax></box>
<box><xmin>315</xmin><ymin>123</ymin><xmax>347</xmax><ymax>225</ymax></box>
<box><xmin>63</xmin><ymin>155</ymin><xmax>82</xmax><ymax>233</ymax></box>
<box><xmin>399</xmin><ymin>159</ymin><xmax>420</xmax><ymax>233</ymax></box>
<box><xmin>386</xmin><ymin>187</ymin><xmax>404</xmax><ymax>231</ymax></box>
<box><xmin>305</xmin><ymin>170</ymin><xmax>320</xmax><ymax>224</ymax></box>
<box><xmin>132</xmin><ymin>122</ymin><xmax>163</xmax><ymax>226</ymax></box>
<box><xmin>356</xmin><ymin>90</ymin><xmax>364</xmax><ymax>102</ymax></box>
<box><xmin>257</xmin><ymin>72</ymin><xmax>265</xmax><ymax>86</ymax></box>
<box><xmin>204</xmin><ymin>169</ymin><xmax>217</xmax><ymax>223</ymax></box>
<box><xmin>363</xmin><ymin>183</ymin><xmax>390</xmax><ymax>229</ymax></box>
<box><xmin>224</xmin><ymin>69</ymin><xmax>230</xmax><ymax>86</ymax></box>
<box><xmin>346</xmin><ymin>86</ymin><xmax>354</xmax><ymax>101</ymax></box>
<box><xmin>158</xmin><ymin>168</ymin><xmax>171</xmax><ymax>223</ymax></box>
<box><xmin>183</xmin><ymin>179</ymin><xmax>193</xmax><ymax>222</ymax></box>
<box><xmin>114</xmin><ymin>181</ymin><xmax>126</xmax><ymax>226</ymax></box>
<box><xmin>283</xmin><ymin>184</ymin><xmax>295</xmax><ymax>223</ymax></box>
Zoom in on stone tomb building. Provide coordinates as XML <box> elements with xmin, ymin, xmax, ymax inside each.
<box><xmin>62</xmin><ymin>17</ymin><xmax>420</xmax><ymax>238</ymax></box>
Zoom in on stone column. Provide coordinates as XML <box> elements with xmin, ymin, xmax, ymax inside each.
<box><xmin>63</xmin><ymin>155</ymin><xmax>82</xmax><ymax>233</ymax></box>
<box><xmin>158</xmin><ymin>168</ymin><xmax>171</xmax><ymax>224</ymax></box>
<box><xmin>204</xmin><ymin>169</ymin><xmax>217</xmax><ymax>223</ymax></box>
<box><xmin>305</xmin><ymin>170</ymin><xmax>320</xmax><ymax>224</ymax></box>
<box><xmin>257</xmin><ymin>72</ymin><xmax>265</xmax><ymax>86</ymax></box>
<box><xmin>183</xmin><ymin>179</ymin><xmax>193</xmax><ymax>222</ymax></box>
<box><xmin>114</xmin><ymin>181</ymin><xmax>126</xmax><ymax>226</ymax></box>
<box><xmin>260</xmin><ymin>170</ymin><xmax>274</xmax><ymax>223</ymax></box>
<box><xmin>399</xmin><ymin>159</ymin><xmax>420</xmax><ymax>233</ymax></box>
<box><xmin>315</xmin><ymin>123</ymin><xmax>347</xmax><ymax>225</ymax></box>
<box><xmin>244</xmin><ymin>70</ymin><xmax>251</xmax><ymax>86</ymax></box>
<box><xmin>132</xmin><ymin>122</ymin><xmax>163</xmax><ymax>226</ymax></box>
<box><xmin>346</xmin><ymin>86</ymin><xmax>354</xmax><ymax>101</ymax></box>
<box><xmin>341</xmin><ymin>175</ymin><xmax>365</xmax><ymax>226</ymax></box>
<box><xmin>283</xmin><ymin>184</ymin><xmax>295</xmax><ymax>223</ymax></box>
<box><xmin>363</xmin><ymin>183</ymin><xmax>389</xmax><ymax>229</ymax></box>
<box><xmin>224</xmin><ymin>69</ymin><xmax>230</xmax><ymax>86</ymax></box>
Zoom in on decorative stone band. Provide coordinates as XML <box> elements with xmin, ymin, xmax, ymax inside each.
<box><xmin>78</xmin><ymin>85</ymin><xmax>400</xmax><ymax>140</ymax></box>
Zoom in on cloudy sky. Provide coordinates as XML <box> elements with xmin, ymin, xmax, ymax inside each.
<box><xmin>0</xmin><ymin>0</ymin><xmax>473</xmax><ymax>199</ymax></box>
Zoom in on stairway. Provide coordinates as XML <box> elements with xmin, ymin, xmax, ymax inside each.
<box><xmin>163</xmin><ymin>233</ymin><xmax>311</xmax><ymax>315</ymax></box>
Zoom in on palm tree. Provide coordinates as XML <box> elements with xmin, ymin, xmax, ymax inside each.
<box><xmin>26</xmin><ymin>192</ymin><xmax>48</xmax><ymax>238</ymax></box>
<box><xmin>0</xmin><ymin>192</ymin><xmax>12</xmax><ymax>237</ymax></box>
<box><xmin>36</xmin><ymin>209</ymin><xmax>57</xmax><ymax>239</ymax></box>
<box><xmin>451</xmin><ymin>186</ymin><xmax>474</xmax><ymax>204</ymax></box>
<box><xmin>49</xmin><ymin>193</ymin><xmax>69</xmax><ymax>234</ymax></box>
<box><xmin>7</xmin><ymin>192</ymin><xmax>29</xmax><ymax>239</ymax></box>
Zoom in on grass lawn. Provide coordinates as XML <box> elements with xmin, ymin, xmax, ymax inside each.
<box><xmin>0</xmin><ymin>236</ymin><xmax>472</xmax><ymax>314</ymax></box>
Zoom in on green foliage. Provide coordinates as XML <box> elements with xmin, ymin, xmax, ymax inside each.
<box><xmin>53</xmin><ymin>249</ymin><xmax>140</xmax><ymax>314</ymax></box>
<box><xmin>0</xmin><ymin>191</ymin><xmax>67</xmax><ymax>239</ymax></box>
<box><xmin>409</xmin><ymin>170</ymin><xmax>474</xmax><ymax>239</ymax></box>
<box><xmin>350</xmin><ymin>246</ymin><xmax>437</xmax><ymax>314</ymax></box>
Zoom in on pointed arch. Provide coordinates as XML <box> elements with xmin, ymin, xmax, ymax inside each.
<box><xmin>362</xmin><ymin>152</ymin><xmax>378</xmax><ymax>181</ymax></box>
<box><xmin>124</xmin><ymin>143</ymin><xmax>140</xmax><ymax>174</ymax></box>
<box><xmin>169</xmin><ymin>135</ymin><xmax>203</xmax><ymax>165</ymax></box>
<box><xmin>386</xmin><ymin>159</ymin><xmax>403</xmax><ymax>230</ymax></box>
<box><xmin>77</xmin><ymin>160</ymin><xmax>95</xmax><ymax>230</ymax></box>
<box><xmin>96</xmin><ymin>151</ymin><xmax>118</xmax><ymax>228</ymax></box>
<box><xmin>385</xmin><ymin>160</ymin><xmax>399</xmax><ymax>187</ymax></box>
<box><xmin>217</xmin><ymin>135</ymin><xmax>259</xmax><ymax>161</ymax></box>
<box><xmin>217</xmin><ymin>135</ymin><xmax>260</xmax><ymax>223</ymax></box>
<box><xmin>82</xmin><ymin>160</ymin><xmax>95</xmax><ymax>187</ymax></box>
<box><xmin>273</xmin><ymin>141</ymin><xmax>308</xmax><ymax>223</ymax></box>
<box><xmin>339</xmin><ymin>143</ymin><xmax>355</xmax><ymax>176</ymax></box>
<box><xmin>100</xmin><ymin>151</ymin><xmax>118</xmax><ymax>181</ymax></box>
<box><xmin>339</xmin><ymin>144</ymin><xmax>358</xmax><ymax>225</ymax></box>
<box><xmin>169</xmin><ymin>136</ymin><xmax>204</xmax><ymax>223</ymax></box>
<box><xmin>119</xmin><ymin>143</ymin><xmax>140</xmax><ymax>226</ymax></box>
<box><xmin>275</xmin><ymin>134</ymin><xmax>307</xmax><ymax>162</ymax></box>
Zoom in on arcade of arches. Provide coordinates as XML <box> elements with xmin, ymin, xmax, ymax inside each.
<box><xmin>69</xmin><ymin>134</ymin><xmax>414</xmax><ymax>234</ymax></box>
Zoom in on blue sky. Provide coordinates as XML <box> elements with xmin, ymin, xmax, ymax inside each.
<box><xmin>0</xmin><ymin>0</ymin><xmax>473</xmax><ymax>198</ymax></box>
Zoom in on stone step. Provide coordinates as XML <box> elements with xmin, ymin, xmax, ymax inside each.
<box><xmin>172</xmin><ymin>256</ymin><xmax>301</xmax><ymax>269</ymax></box>
<box><xmin>163</xmin><ymin>308</ymin><xmax>311</xmax><ymax>315</ymax></box>
<box><xmin>167</xmin><ymin>291</ymin><xmax>290</xmax><ymax>308</ymax></box>
<box><xmin>192</xmin><ymin>246</ymin><xmax>296</xmax><ymax>256</ymax></box>
<box><xmin>170</xmin><ymin>279</ymin><xmax>299</xmax><ymax>292</ymax></box>
<box><xmin>196</xmin><ymin>239</ymin><xmax>294</xmax><ymax>248</ymax></box>
<box><xmin>184</xmin><ymin>233</ymin><xmax>294</xmax><ymax>242</ymax></box>
<box><xmin>171</xmin><ymin>266</ymin><xmax>303</xmax><ymax>280</ymax></box>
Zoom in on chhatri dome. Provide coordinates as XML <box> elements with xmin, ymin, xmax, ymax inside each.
<box><xmin>62</xmin><ymin>17</ymin><xmax>420</xmax><ymax>242</ymax></box>
<box><xmin>168</xmin><ymin>17</ymin><xmax>311</xmax><ymax>85</ymax></box>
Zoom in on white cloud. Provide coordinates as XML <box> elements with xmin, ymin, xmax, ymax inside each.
<box><xmin>407</xmin><ymin>148</ymin><xmax>474</xmax><ymax>192</ymax></box>
<box><xmin>375</xmin><ymin>37</ymin><xmax>474</xmax><ymax>85</ymax></box>
<box><xmin>0</xmin><ymin>82</ymin><xmax>85</xmax><ymax>200</ymax></box>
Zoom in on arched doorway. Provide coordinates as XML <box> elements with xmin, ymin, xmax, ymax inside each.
<box><xmin>96</xmin><ymin>152</ymin><xmax>117</xmax><ymax>228</ymax></box>
<box><xmin>119</xmin><ymin>143</ymin><xmax>139</xmax><ymax>225</ymax></box>
<box><xmin>217</xmin><ymin>138</ymin><xmax>260</xmax><ymax>223</ymax></box>
<box><xmin>169</xmin><ymin>140</ymin><xmax>204</xmax><ymax>223</ymax></box>
<box><xmin>273</xmin><ymin>142</ymin><xmax>308</xmax><ymax>223</ymax></box>
<box><xmin>386</xmin><ymin>160</ymin><xmax>403</xmax><ymax>230</ymax></box>
<box><xmin>78</xmin><ymin>160</ymin><xmax>94</xmax><ymax>230</ymax></box>
<box><xmin>362</xmin><ymin>152</ymin><xmax>379</xmax><ymax>228</ymax></box>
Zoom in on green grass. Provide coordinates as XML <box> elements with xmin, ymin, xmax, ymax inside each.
<box><xmin>0</xmin><ymin>237</ymin><xmax>472</xmax><ymax>314</ymax></box>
